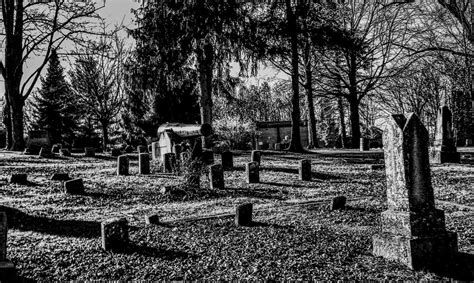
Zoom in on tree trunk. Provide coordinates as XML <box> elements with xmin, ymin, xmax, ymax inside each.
<box><xmin>286</xmin><ymin>0</ymin><xmax>303</xmax><ymax>152</ymax></box>
<box><xmin>337</xmin><ymin>96</ymin><xmax>346</xmax><ymax>149</ymax></box>
<box><xmin>2</xmin><ymin>100</ymin><xmax>12</xmax><ymax>149</ymax></box>
<box><xmin>9</xmin><ymin>93</ymin><xmax>25</xmax><ymax>151</ymax></box>
<box><xmin>196</xmin><ymin>42</ymin><xmax>214</xmax><ymax>148</ymax></box>
<box><xmin>304</xmin><ymin>37</ymin><xmax>318</xmax><ymax>149</ymax></box>
<box><xmin>348</xmin><ymin>96</ymin><xmax>360</xmax><ymax>149</ymax></box>
<box><xmin>101</xmin><ymin>122</ymin><xmax>109</xmax><ymax>150</ymax></box>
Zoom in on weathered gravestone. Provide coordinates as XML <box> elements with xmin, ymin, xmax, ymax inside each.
<box><xmin>117</xmin><ymin>155</ymin><xmax>129</xmax><ymax>176</ymax></box>
<box><xmin>430</xmin><ymin>106</ymin><xmax>460</xmax><ymax>164</ymax></box>
<box><xmin>64</xmin><ymin>178</ymin><xmax>85</xmax><ymax>194</ymax></box>
<box><xmin>235</xmin><ymin>203</ymin><xmax>253</xmax><ymax>226</ymax></box>
<box><xmin>0</xmin><ymin>212</ymin><xmax>16</xmax><ymax>281</ymax></box>
<box><xmin>251</xmin><ymin>150</ymin><xmax>261</xmax><ymax>165</ymax></box>
<box><xmin>221</xmin><ymin>151</ymin><xmax>233</xmax><ymax>170</ymax></box>
<box><xmin>209</xmin><ymin>164</ymin><xmax>225</xmax><ymax>190</ymax></box>
<box><xmin>9</xmin><ymin>174</ymin><xmax>27</xmax><ymax>184</ymax></box>
<box><xmin>373</xmin><ymin>113</ymin><xmax>458</xmax><ymax>271</ymax></box>
<box><xmin>139</xmin><ymin>153</ymin><xmax>150</xmax><ymax>175</ymax></box>
<box><xmin>299</xmin><ymin>159</ymin><xmax>311</xmax><ymax>181</ymax></box>
<box><xmin>101</xmin><ymin>218</ymin><xmax>128</xmax><ymax>251</ymax></box>
<box><xmin>84</xmin><ymin>147</ymin><xmax>96</xmax><ymax>157</ymax></box>
<box><xmin>151</xmin><ymin>141</ymin><xmax>160</xmax><ymax>161</ymax></box>
<box><xmin>246</xmin><ymin>162</ymin><xmax>259</xmax><ymax>184</ymax></box>
<box><xmin>163</xmin><ymin>153</ymin><xmax>176</xmax><ymax>173</ymax></box>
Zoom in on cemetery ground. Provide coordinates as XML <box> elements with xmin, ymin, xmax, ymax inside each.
<box><xmin>0</xmin><ymin>149</ymin><xmax>473</xmax><ymax>281</ymax></box>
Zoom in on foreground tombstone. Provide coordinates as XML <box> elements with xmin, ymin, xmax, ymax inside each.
<box><xmin>373</xmin><ymin>113</ymin><xmax>458</xmax><ymax>271</ymax></box>
<box><xmin>64</xmin><ymin>179</ymin><xmax>85</xmax><ymax>194</ymax></box>
<box><xmin>139</xmin><ymin>153</ymin><xmax>150</xmax><ymax>175</ymax></box>
<box><xmin>101</xmin><ymin>218</ymin><xmax>128</xmax><ymax>251</ymax></box>
<box><xmin>209</xmin><ymin>164</ymin><xmax>225</xmax><ymax>190</ymax></box>
<box><xmin>430</xmin><ymin>106</ymin><xmax>460</xmax><ymax>164</ymax></box>
<box><xmin>0</xmin><ymin>212</ymin><xmax>16</xmax><ymax>281</ymax></box>
<box><xmin>251</xmin><ymin>150</ymin><xmax>261</xmax><ymax>165</ymax></box>
<box><xmin>117</xmin><ymin>155</ymin><xmax>129</xmax><ymax>176</ymax></box>
<box><xmin>299</xmin><ymin>159</ymin><xmax>311</xmax><ymax>181</ymax></box>
<box><xmin>246</xmin><ymin>162</ymin><xmax>259</xmax><ymax>183</ymax></box>
<box><xmin>163</xmin><ymin>153</ymin><xmax>176</xmax><ymax>173</ymax></box>
<box><xmin>221</xmin><ymin>151</ymin><xmax>233</xmax><ymax>170</ymax></box>
<box><xmin>235</xmin><ymin>203</ymin><xmax>253</xmax><ymax>226</ymax></box>
<box><xmin>9</xmin><ymin>174</ymin><xmax>27</xmax><ymax>184</ymax></box>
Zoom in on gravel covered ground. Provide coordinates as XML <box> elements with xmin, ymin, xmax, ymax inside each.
<box><xmin>0</xmin><ymin>149</ymin><xmax>473</xmax><ymax>281</ymax></box>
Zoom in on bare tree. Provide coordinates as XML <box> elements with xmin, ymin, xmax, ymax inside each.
<box><xmin>0</xmin><ymin>0</ymin><xmax>105</xmax><ymax>150</ymax></box>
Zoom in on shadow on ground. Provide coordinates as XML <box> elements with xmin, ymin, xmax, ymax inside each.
<box><xmin>114</xmin><ymin>243</ymin><xmax>196</xmax><ymax>260</ymax></box>
<box><xmin>0</xmin><ymin>205</ymin><xmax>101</xmax><ymax>238</ymax></box>
<box><xmin>222</xmin><ymin>187</ymin><xmax>289</xmax><ymax>200</ymax></box>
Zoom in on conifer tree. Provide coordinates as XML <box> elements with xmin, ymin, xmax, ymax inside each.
<box><xmin>32</xmin><ymin>49</ymin><xmax>76</xmax><ymax>145</ymax></box>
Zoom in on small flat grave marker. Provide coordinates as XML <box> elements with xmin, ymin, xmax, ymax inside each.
<box><xmin>51</xmin><ymin>173</ymin><xmax>70</xmax><ymax>181</ymax></box>
<box><xmin>9</xmin><ymin>174</ymin><xmax>27</xmax><ymax>184</ymax></box>
<box><xmin>101</xmin><ymin>218</ymin><xmax>129</xmax><ymax>251</ymax></box>
<box><xmin>64</xmin><ymin>179</ymin><xmax>85</xmax><ymax>195</ymax></box>
<box><xmin>331</xmin><ymin>196</ymin><xmax>346</xmax><ymax>210</ymax></box>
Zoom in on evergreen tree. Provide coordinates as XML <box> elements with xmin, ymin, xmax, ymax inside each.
<box><xmin>32</xmin><ymin>49</ymin><xmax>76</xmax><ymax>145</ymax></box>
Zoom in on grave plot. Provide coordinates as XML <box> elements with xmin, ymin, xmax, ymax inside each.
<box><xmin>0</xmin><ymin>149</ymin><xmax>472</xmax><ymax>281</ymax></box>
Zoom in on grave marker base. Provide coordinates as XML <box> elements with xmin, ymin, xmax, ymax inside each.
<box><xmin>373</xmin><ymin>231</ymin><xmax>458</xmax><ymax>271</ymax></box>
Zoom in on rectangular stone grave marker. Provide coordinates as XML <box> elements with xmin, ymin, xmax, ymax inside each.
<box><xmin>209</xmin><ymin>164</ymin><xmax>225</xmax><ymax>190</ymax></box>
<box><xmin>235</xmin><ymin>203</ymin><xmax>253</xmax><ymax>226</ymax></box>
<box><xmin>151</xmin><ymin>142</ymin><xmax>160</xmax><ymax>161</ymax></box>
<box><xmin>145</xmin><ymin>214</ymin><xmax>160</xmax><ymax>225</ymax></box>
<box><xmin>163</xmin><ymin>153</ymin><xmax>176</xmax><ymax>173</ymax></box>
<box><xmin>9</xmin><ymin>174</ymin><xmax>27</xmax><ymax>184</ymax></box>
<box><xmin>430</xmin><ymin>106</ymin><xmax>460</xmax><ymax>164</ymax></box>
<box><xmin>39</xmin><ymin>147</ymin><xmax>52</xmax><ymax>158</ymax></box>
<box><xmin>299</xmin><ymin>159</ymin><xmax>311</xmax><ymax>181</ymax></box>
<box><xmin>246</xmin><ymin>162</ymin><xmax>259</xmax><ymax>183</ymax></box>
<box><xmin>51</xmin><ymin>173</ymin><xmax>70</xmax><ymax>181</ymax></box>
<box><xmin>139</xmin><ymin>153</ymin><xmax>150</xmax><ymax>175</ymax></box>
<box><xmin>64</xmin><ymin>178</ymin><xmax>84</xmax><ymax>194</ymax></box>
<box><xmin>0</xmin><ymin>212</ymin><xmax>15</xmax><ymax>281</ymax></box>
<box><xmin>331</xmin><ymin>196</ymin><xmax>346</xmax><ymax>210</ymax></box>
<box><xmin>373</xmin><ymin>113</ymin><xmax>458</xmax><ymax>271</ymax></box>
<box><xmin>221</xmin><ymin>151</ymin><xmax>233</xmax><ymax>170</ymax></box>
<box><xmin>251</xmin><ymin>150</ymin><xmax>261</xmax><ymax>165</ymax></box>
<box><xmin>101</xmin><ymin>218</ymin><xmax>128</xmax><ymax>251</ymax></box>
<box><xmin>117</xmin><ymin>155</ymin><xmax>129</xmax><ymax>175</ymax></box>
<box><xmin>84</xmin><ymin>147</ymin><xmax>96</xmax><ymax>157</ymax></box>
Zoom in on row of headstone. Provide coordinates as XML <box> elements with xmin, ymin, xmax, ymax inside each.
<box><xmin>117</xmin><ymin>153</ymin><xmax>151</xmax><ymax>176</ymax></box>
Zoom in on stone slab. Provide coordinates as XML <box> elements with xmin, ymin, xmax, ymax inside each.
<box><xmin>51</xmin><ymin>173</ymin><xmax>71</xmax><ymax>181</ymax></box>
<box><xmin>64</xmin><ymin>179</ymin><xmax>84</xmax><ymax>195</ymax></box>
<box><xmin>101</xmin><ymin>218</ymin><xmax>128</xmax><ymax>251</ymax></box>
<box><xmin>9</xmin><ymin>174</ymin><xmax>27</xmax><ymax>184</ymax></box>
<box><xmin>331</xmin><ymin>196</ymin><xmax>346</xmax><ymax>210</ymax></box>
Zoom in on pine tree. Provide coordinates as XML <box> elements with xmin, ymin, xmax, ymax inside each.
<box><xmin>32</xmin><ymin>49</ymin><xmax>76</xmax><ymax>145</ymax></box>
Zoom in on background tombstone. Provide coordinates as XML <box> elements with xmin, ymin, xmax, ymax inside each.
<box><xmin>101</xmin><ymin>218</ymin><xmax>128</xmax><ymax>251</ymax></box>
<box><xmin>60</xmin><ymin>148</ymin><xmax>71</xmax><ymax>157</ymax></box>
<box><xmin>39</xmin><ymin>146</ymin><xmax>52</xmax><ymax>158</ymax></box>
<box><xmin>201</xmin><ymin>149</ymin><xmax>214</xmax><ymax>165</ymax></box>
<box><xmin>64</xmin><ymin>179</ymin><xmax>85</xmax><ymax>194</ymax></box>
<box><xmin>209</xmin><ymin>164</ymin><xmax>225</xmax><ymax>190</ymax></box>
<box><xmin>246</xmin><ymin>161</ymin><xmax>259</xmax><ymax>183</ymax></box>
<box><xmin>137</xmin><ymin>145</ymin><xmax>147</xmax><ymax>154</ymax></box>
<box><xmin>117</xmin><ymin>155</ymin><xmax>129</xmax><ymax>176</ymax></box>
<box><xmin>274</xmin><ymin>143</ymin><xmax>282</xmax><ymax>151</ymax></box>
<box><xmin>251</xmin><ymin>150</ymin><xmax>261</xmax><ymax>165</ymax></box>
<box><xmin>235</xmin><ymin>203</ymin><xmax>253</xmax><ymax>226</ymax></box>
<box><xmin>51</xmin><ymin>144</ymin><xmax>61</xmax><ymax>153</ymax></box>
<box><xmin>151</xmin><ymin>141</ymin><xmax>160</xmax><ymax>161</ymax></box>
<box><xmin>360</xmin><ymin>138</ymin><xmax>369</xmax><ymax>151</ymax></box>
<box><xmin>139</xmin><ymin>153</ymin><xmax>150</xmax><ymax>175</ymax></box>
<box><xmin>9</xmin><ymin>174</ymin><xmax>27</xmax><ymax>184</ymax></box>
<box><xmin>163</xmin><ymin>153</ymin><xmax>176</xmax><ymax>173</ymax></box>
<box><xmin>84</xmin><ymin>147</ymin><xmax>96</xmax><ymax>157</ymax></box>
<box><xmin>299</xmin><ymin>159</ymin><xmax>311</xmax><ymax>181</ymax></box>
<box><xmin>0</xmin><ymin>212</ymin><xmax>16</xmax><ymax>280</ymax></box>
<box><xmin>221</xmin><ymin>151</ymin><xmax>233</xmax><ymax>170</ymax></box>
<box><xmin>430</xmin><ymin>106</ymin><xmax>460</xmax><ymax>164</ymax></box>
<box><xmin>373</xmin><ymin>113</ymin><xmax>458</xmax><ymax>271</ymax></box>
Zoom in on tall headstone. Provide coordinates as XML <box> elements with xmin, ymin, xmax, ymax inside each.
<box><xmin>251</xmin><ymin>150</ymin><xmax>261</xmax><ymax>165</ymax></box>
<box><xmin>373</xmin><ymin>113</ymin><xmax>458</xmax><ymax>271</ymax></box>
<box><xmin>299</xmin><ymin>159</ymin><xmax>311</xmax><ymax>181</ymax></box>
<box><xmin>430</xmin><ymin>106</ymin><xmax>460</xmax><ymax>164</ymax></box>
<box><xmin>151</xmin><ymin>141</ymin><xmax>160</xmax><ymax>161</ymax></box>
<box><xmin>101</xmin><ymin>218</ymin><xmax>129</xmax><ymax>251</ymax></box>
<box><xmin>163</xmin><ymin>153</ymin><xmax>176</xmax><ymax>173</ymax></box>
<box><xmin>209</xmin><ymin>164</ymin><xmax>225</xmax><ymax>190</ymax></box>
<box><xmin>246</xmin><ymin>162</ymin><xmax>259</xmax><ymax>184</ymax></box>
<box><xmin>235</xmin><ymin>203</ymin><xmax>253</xmax><ymax>226</ymax></box>
<box><xmin>0</xmin><ymin>212</ymin><xmax>16</xmax><ymax>280</ymax></box>
<box><xmin>139</xmin><ymin>153</ymin><xmax>150</xmax><ymax>175</ymax></box>
<box><xmin>117</xmin><ymin>155</ymin><xmax>129</xmax><ymax>176</ymax></box>
<box><xmin>221</xmin><ymin>151</ymin><xmax>233</xmax><ymax>170</ymax></box>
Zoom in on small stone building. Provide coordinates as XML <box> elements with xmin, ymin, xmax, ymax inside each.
<box><xmin>255</xmin><ymin>121</ymin><xmax>309</xmax><ymax>149</ymax></box>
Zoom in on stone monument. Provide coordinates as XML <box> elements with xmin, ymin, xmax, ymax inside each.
<box><xmin>373</xmin><ymin>113</ymin><xmax>458</xmax><ymax>271</ymax></box>
<box><xmin>430</xmin><ymin>106</ymin><xmax>460</xmax><ymax>164</ymax></box>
